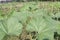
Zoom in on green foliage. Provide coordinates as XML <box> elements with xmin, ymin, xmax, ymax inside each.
<box><xmin>0</xmin><ymin>2</ymin><xmax>60</xmax><ymax>40</ymax></box>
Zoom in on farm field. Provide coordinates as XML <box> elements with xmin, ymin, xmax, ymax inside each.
<box><xmin>0</xmin><ymin>2</ymin><xmax>60</xmax><ymax>40</ymax></box>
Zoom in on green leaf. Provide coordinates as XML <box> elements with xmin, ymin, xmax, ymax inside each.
<box><xmin>7</xmin><ymin>16</ymin><xmax>23</xmax><ymax>36</ymax></box>
<box><xmin>0</xmin><ymin>22</ymin><xmax>6</xmax><ymax>40</ymax></box>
